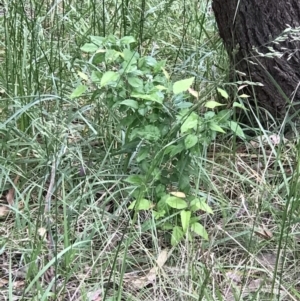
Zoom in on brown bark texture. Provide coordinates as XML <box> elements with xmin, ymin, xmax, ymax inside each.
<box><xmin>212</xmin><ymin>0</ymin><xmax>300</xmax><ymax>118</ymax></box>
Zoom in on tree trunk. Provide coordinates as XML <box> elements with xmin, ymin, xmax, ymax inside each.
<box><xmin>212</xmin><ymin>0</ymin><xmax>300</xmax><ymax>118</ymax></box>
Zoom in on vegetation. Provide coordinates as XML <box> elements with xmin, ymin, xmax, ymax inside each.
<box><xmin>0</xmin><ymin>0</ymin><xmax>299</xmax><ymax>300</ymax></box>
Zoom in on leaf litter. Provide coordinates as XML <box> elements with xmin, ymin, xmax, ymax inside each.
<box><xmin>124</xmin><ymin>248</ymin><xmax>170</xmax><ymax>289</ymax></box>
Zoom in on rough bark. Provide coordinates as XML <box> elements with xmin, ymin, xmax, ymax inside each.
<box><xmin>212</xmin><ymin>0</ymin><xmax>300</xmax><ymax>118</ymax></box>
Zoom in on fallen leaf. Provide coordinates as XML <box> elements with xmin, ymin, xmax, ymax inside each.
<box><xmin>130</xmin><ymin>275</ymin><xmax>151</xmax><ymax>289</ymax></box>
<box><xmin>269</xmin><ymin>134</ymin><xmax>281</xmax><ymax>146</ymax></box>
<box><xmin>224</xmin><ymin>278</ymin><xmax>268</xmax><ymax>301</ymax></box>
<box><xmin>125</xmin><ymin>249</ymin><xmax>169</xmax><ymax>289</ymax></box>
<box><xmin>0</xmin><ymin>278</ymin><xmax>8</xmax><ymax>287</ymax></box>
<box><xmin>13</xmin><ymin>280</ymin><xmax>25</xmax><ymax>289</ymax></box>
<box><xmin>0</xmin><ymin>206</ymin><xmax>9</xmax><ymax>218</ymax></box>
<box><xmin>250</xmin><ymin>134</ymin><xmax>282</xmax><ymax>148</ymax></box>
<box><xmin>155</xmin><ymin>249</ymin><xmax>169</xmax><ymax>268</ymax></box>
<box><xmin>87</xmin><ymin>289</ymin><xmax>102</xmax><ymax>301</ymax></box>
<box><xmin>247</xmin><ymin>278</ymin><xmax>264</xmax><ymax>291</ymax></box>
<box><xmin>188</xmin><ymin>87</ymin><xmax>199</xmax><ymax>99</ymax></box>
<box><xmin>225</xmin><ymin>270</ymin><xmax>242</xmax><ymax>283</ymax></box>
<box><xmin>256</xmin><ymin>252</ymin><xmax>282</xmax><ymax>271</ymax></box>
<box><xmin>38</xmin><ymin>227</ymin><xmax>48</xmax><ymax>242</ymax></box>
<box><xmin>254</xmin><ymin>225</ymin><xmax>273</xmax><ymax>240</ymax></box>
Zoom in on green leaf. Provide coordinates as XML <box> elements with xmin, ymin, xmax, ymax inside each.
<box><xmin>205</xmin><ymin>100</ymin><xmax>225</xmax><ymax>109</ymax></box>
<box><xmin>216</xmin><ymin>109</ymin><xmax>231</xmax><ymax>122</ymax></box>
<box><xmin>104</xmin><ymin>34</ymin><xmax>117</xmax><ymax>45</ymax></box>
<box><xmin>90</xmin><ymin>36</ymin><xmax>105</xmax><ymax>46</ymax></box>
<box><xmin>217</xmin><ymin>87</ymin><xmax>229</xmax><ymax>99</ymax></box>
<box><xmin>121</xmin><ymin>63</ymin><xmax>138</xmax><ymax>74</ymax></box>
<box><xmin>239</xmin><ymin>94</ymin><xmax>250</xmax><ymax>99</ymax></box>
<box><xmin>119</xmin><ymin>99</ymin><xmax>138</xmax><ymax>109</ymax></box>
<box><xmin>136</xmin><ymin>148</ymin><xmax>149</xmax><ymax>162</ymax></box>
<box><xmin>153</xmin><ymin>60</ymin><xmax>166</xmax><ymax>73</ymax></box>
<box><xmin>120</xmin><ymin>36</ymin><xmax>136</xmax><ymax>45</ymax></box>
<box><xmin>101</xmin><ymin>71</ymin><xmax>119</xmax><ymax>87</ymax></box>
<box><xmin>179</xmin><ymin>174</ymin><xmax>191</xmax><ymax>192</ymax></box>
<box><xmin>236</xmin><ymin>80</ymin><xmax>264</xmax><ymax>86</ymax></box>
<box><xmin>138</xmin><ymin>106</ymin><xmax>148</xmax><ymax>116</ymax></box>
<box><xmin>80</xmin><ymin>43</ymin><xmax>98</xmax><ymax>53</ymax></box>
<box><xmin>70</xmin><ymin>85</ymin><xmax>87</xmax><ymax>99</ymax></box>
<box><xmin>209</xmin><ymin>122</ymin><xmax>226</xmax><ymax>133</ymax></box>
<box><xmin>155</xmin><ymin>84</ymin><xmax>167</xmax><ymax>91</ymax></box>
<box><xmin>77</xmin><ymin>71</ymin><xmax>88</xmax><ymax>81</ymax></box>
<box><xmin>128</xmin><ymin>76</ymin><xmax>143</xmax><ymax>88</ymax></box>
<box><xmin>128</xmin><ymin>199</ymin><xmax>152</xmax><ymax>210</ymax></box>
<box><xmin>176</xmin><ymin>101</ymin><xmax>193</xmax><ymax>109</ymax></box>
<box><xmin>184</xmin><ymin>134</ymin><xmax>198</xmax><ymax>149</ymax></box>
<box><xmin>229</xmin><ymin>121</ymin><xmax>246</xmax><ymax>139</ymax></box>
<box><xmin>153</xmin><ymin>210</ymin><xmax>166</xmax><ymax>219</ymax></box>
<box><xmin>233</xmin><ymin>102</ymin><xmax>247</xmax><ymax>110</ymax></box>
<box><xmin>173</xmin><ymin>77</ymin><xmax>195</xmax><ymax>95</ymax></box>
<box><xmin>162</xmin><ymin>222</ymin><xmax>174</xmax><ymax>230</ymax></box>
<box><xmin>105</xmin><ymin>49</ymin><xmax>121</xmax><ymax>62</ymax></box>
<box><xmin>120</xmin><ymin>115</ymin><xmax>136</xmax><ymax>127</ymax></box>
<box><xmin>90</xmin><ymin>70</ymin><xmax>102</xmax><ymax>83</ymax></box>
<box><xmin>130</xmin><ymin>125</ymin><xmax>161</xmax><ymax>141</ymax></box>
<box><xmin>155</xmin><ymin>184</ymin><xmax>166</xmax><ymax>198</ymax></box>
<box><xmin>190</xmin><ymin>198</ymin><xmax>214</xmax><ymax>214</ymax></box>
<box><xmin>180</xmin><ymin>113</ymin><xmax>198</xmax><ymax>133</ymax></box>
<box><xmin>124</xmin><ymin>175</ymin><xmax>144</xmax><ymax>185</ymax></box>
<box><xmin>168</xmin><ymin>144</ymin><xmax>185</xmax><ymax>157</ymax></box>
<box><xmin>191</xmin><ymin>222</ymin><xmax>208</xmax><ymax>240</ymax></box>
<box><xmin>171</xmin><ymin>226</ymin><xmax>184</xmax><ymax>246</ymax></box>
<box><xmin>92</xmin><ymin>52</ymin><xmax>105</xmax><ymax>64</ymax></box>
<box><xmin>131</xmin><ymin>92</ymin><xmax>163</xmax><ymax>104</ymax></box>
<box><xmin>204</xmin><ymin>111</ymin><xmax>215</xmax><ymax>119</ymax></box>
<box><xmin>151</xmin><ymin>168</ymin><xmax>161</xmax><ymax>181</ymax></box>
<box><xmin>143</xmin><ymin>56</ymin><xmax>157</xmax><ymax>67</ymax></box>
<box><xmin>166</xmin><ymin>196</ymin><xmax>187</xmax><ymax>209</ymax></box>
<box><xmin>123</xmin><ymin>48</ymin><xmax>138</xmax><ymax>63</ymax></box>
<box><xmin>181</xmin><ymin>210</ymin><xmax>191</xmax><ymax>233</ymax></box>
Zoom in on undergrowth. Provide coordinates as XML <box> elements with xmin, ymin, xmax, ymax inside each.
<box><xmin>0</xmin><ymin>0</ymin><xmax>300</xmax><ymax>301</ymax></box>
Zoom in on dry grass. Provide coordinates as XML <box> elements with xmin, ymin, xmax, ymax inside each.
<box><xmin>1</xmin><ymin>0</ymin><xmax>300</xmax><ymax>300</ymax></box>
<box><xmin>1</xmin><ymin>133</ymin><xmax>300</xmax><ymax>300</ymax></box>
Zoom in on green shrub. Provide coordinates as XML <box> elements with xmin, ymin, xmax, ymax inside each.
<box><xmin>71</xmin><ymin>34</ymin><xmax>245</xmax><ymax>245</ymax></box>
